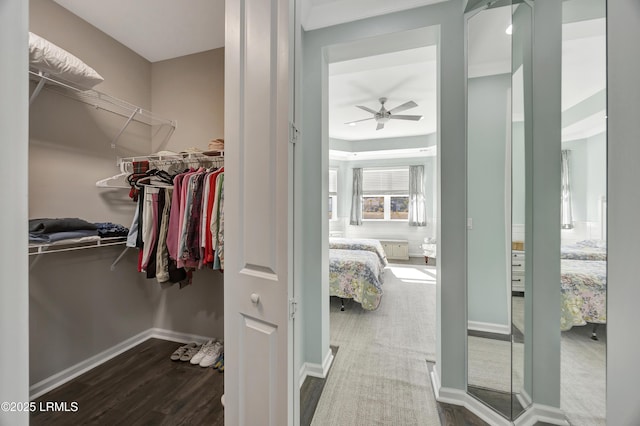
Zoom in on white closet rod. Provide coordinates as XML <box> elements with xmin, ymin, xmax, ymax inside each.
<box><xmin>117</xmin><ymin>153</ymin><xmax>224</xmax><ymax>173</ymax></box>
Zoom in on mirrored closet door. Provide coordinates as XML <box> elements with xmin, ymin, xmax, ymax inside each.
<box><xmin>465</xmin><ymin>0</ymin><xmax>533</xmax><ymax>420</ymax></box>
<box><xmin>560</xmin><ymin>0</ymin><xmax>607</xmax><ymax>424</ymax></box>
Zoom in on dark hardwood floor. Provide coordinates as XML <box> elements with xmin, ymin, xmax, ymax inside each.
<box><xmin>32</xmin><ymin>339</ymin><xmax>556</xmax><ymax>426</ymax></box>
<box><xmin>31</xmin><ymin>339</ymin><xmax>224</xmax><ymax>426</ymax></box>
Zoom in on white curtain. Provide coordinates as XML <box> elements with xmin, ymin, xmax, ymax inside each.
<box><xmin>350</xmin><ymin>168</ymin><xmax>363</xmax><ymax>226</ymax></box>
<box><xmin>561</xmin><ymin>149</ymin><xmax>573</xmax><ymax>229</ymax></box>
<box><xmin>408</xmin><ymin>165</ymin><xmax>427</xmax><ymax>226</ymax></box>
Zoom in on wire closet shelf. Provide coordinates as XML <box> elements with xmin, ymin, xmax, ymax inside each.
<box><xmin>117</xmin><ymin>151</ymin><xmax>225</xmax><ymax>174</ymax></box>
<box><xmin>29</xmin><ymin>69</ymin><xmax>177</xmax><ymax>148</ymax></box>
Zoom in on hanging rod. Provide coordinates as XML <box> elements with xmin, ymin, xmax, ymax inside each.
<box><xmin>28</xmin><ymin>69</ymin><xmax>176</xmax><ymax>148</ymax></box>
<box><xmin>117</xmin><ymin>151</ymin><xmax>224</xmax><ymax>173</ymax></box>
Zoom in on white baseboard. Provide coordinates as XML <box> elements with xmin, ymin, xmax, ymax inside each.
<box><xmin>514</xmin><ymin>403</ymin><xmax>569</xmax><ymax>426</ymax></box>
<box><xmin>468</xmin><ymin>320</ymin><xmax>511</xmax><ymax>335</ymax></box>
<box><xmin>515</xmin><ymin>388</ymin><xmax>532</xmax><ymax>411</ymax></box>
<box><xmin>431</xmin><ymin>368</ymin><xmax>567</xmax><ymax>426</ymax></box>
<box><xmin>299</xmin><ymin>348</ymin><xmax>334</xmax><ymax>389</ymax></box>
<box><xmin>148</xmin><ymin>328</ymin><xmax>215</xmax><ymax>345</ymax></box>
<box><xmin>29</xmin><ymin>328</ymin><xmax>214</xmax><ymax>400</ymax></box>
<box><xmin>430</xmin><ymin>369</ymin><xmax>511</xmax><ymax>426</ymax></box>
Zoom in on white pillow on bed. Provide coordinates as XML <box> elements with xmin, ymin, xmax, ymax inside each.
<box><xmin>29</xmin><ymin>32</ymin><xmax>104</xmax><ymax>89</ymax></box>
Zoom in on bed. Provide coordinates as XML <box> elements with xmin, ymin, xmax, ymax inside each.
<box><xmin>329</xmin><ymin>237</ymin><xmax>388</xmax><ymax>268</ymax></box>
<box><xmin>329</xmin><ymin>249</ymin><xmax>385</xmax><ymax>311</ymax></box>
<box><xmin>561</xmin><ymin>239</ymin><xmax>607</xmax><ymax>261</ymax></box>
<box><xmin>560</xmin><ymin>259</ymin><xmax>607</xmax><ymax>332</ymax></box>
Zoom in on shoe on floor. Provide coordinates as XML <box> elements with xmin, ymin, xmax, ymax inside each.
<box><xmin>212</xmin><ymin>353</ymin><xmax>224</xmax><ymax>370</ymax></box>
<box><xmin>170</xmin><ymin>342</ymin><xmax>197</xmax><ymax>361</ymax></box>
<box><xmin>199</xmin><ymin>341</ymin><xmax>224</xmax><ymax>368</ymax></box>
<box><xmin>190</xmin><ymin>339</ymin><xmax>216</xmax><ymax>365</ymax></box>
<box><xmin>179</xmin><ymin>344</ymin><xmax>202</xmax><ymax>362</ymax></box>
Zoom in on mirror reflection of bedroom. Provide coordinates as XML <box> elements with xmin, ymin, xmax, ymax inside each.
<box><xmin>308</xmin><ymin>41</ymin><xmax>439</xmax><ymax>425</ymax></box>
<box><xmin>560</xmin><ymin>1</ymin><xmax>607</xmax><ymax>424</ymax></box>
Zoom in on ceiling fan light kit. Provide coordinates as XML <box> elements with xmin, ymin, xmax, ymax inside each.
<box><xmin>345</xmin><ymin>97</ymin><xmax>423</xmax><ymax>130</ymax></box>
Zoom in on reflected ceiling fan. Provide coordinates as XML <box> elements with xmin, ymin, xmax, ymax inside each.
<box><xmin>345</xmin><ymin>97</ymin><xmax>423</xmax><ymax>130</ymax></box>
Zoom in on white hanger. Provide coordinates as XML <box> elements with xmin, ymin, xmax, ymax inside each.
<box><xmin>95</xmin><ymin>172</ymin><xmax>130</xmax><ymax>189</ymax></box>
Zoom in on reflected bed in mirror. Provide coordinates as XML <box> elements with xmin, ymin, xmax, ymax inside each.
<box><xmin>560</xmin><ymin>1</ymin><xmax>607</xmax><ymax>423</ymax></box>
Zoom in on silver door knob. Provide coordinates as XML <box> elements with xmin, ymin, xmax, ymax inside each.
<box><xmin>251</xmin><ymin>293</ymin><xmax>260</xmax><ymax>304</ymax></box>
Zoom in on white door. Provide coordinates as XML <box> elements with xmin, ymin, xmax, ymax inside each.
<box><xmin>224</xmin><ymin>0</ymin><xmax>293</xmax><ymax>425</ymax></box>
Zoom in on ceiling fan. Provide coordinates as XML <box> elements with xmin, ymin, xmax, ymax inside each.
<box><xmin>345</xmin><ymin>97</ymin><xmax>423</xmax><ymax>130</ymax></box>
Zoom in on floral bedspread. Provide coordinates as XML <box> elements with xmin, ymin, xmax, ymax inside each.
<box><xmin>329</xmin><ymin>249</ymin><xmax>384</xmax><ymax>310</ymax></box>
<box><xmin>561</xmin><ymin>259</ymin><xmax>607</xmax><ymax>331</ymax></box>
<box><xmin>329</xmin><ymin>237</ymin><xmax>388</xmax><ymax>268</ymax></box>
<box><xmin>561</xmin><ymin>240</ymin><xmax>607</xmax><ymax>261</ymax></box>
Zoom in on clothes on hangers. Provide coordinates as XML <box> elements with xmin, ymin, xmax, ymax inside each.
<box><xmin>128</xmin><ymin>165</ymin><xmax>225</xmax><ymax>288</ymax></box>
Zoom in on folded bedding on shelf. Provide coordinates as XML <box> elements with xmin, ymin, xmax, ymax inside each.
<box><xmin>29</xmin><ymin>229</ymin><xmax>99</xmax><ymax>244</ymax></box>
<box><xmin>28</xmin><ymin>218</ymin><xmax>129</xmax><ymax>244</ymax></box>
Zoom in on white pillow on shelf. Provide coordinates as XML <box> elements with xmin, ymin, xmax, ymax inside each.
<box><xmin>29</xmin><ymin>32</ymin><xmax>104</xmax><ymax>89</ymax></box>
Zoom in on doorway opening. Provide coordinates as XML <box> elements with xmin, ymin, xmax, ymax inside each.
<box><xmin>304</xmin><ymin>26</ymin><xmax>441</xmax><ymax>425</ymax></box>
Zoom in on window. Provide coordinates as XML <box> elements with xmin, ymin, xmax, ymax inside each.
<box><xmin>390</xmin><ymin>196</ymin><xmax>409</xmax><ymax>220</ymax></box>
<box><xmin>363</xmin><ymin>196</ymin><xmax>384</xmax><ymax>219</ymax></box>
<box><xmin>329</xmin><ymin>169</ymin><xmax>338</xmax><ymax>221</ymax></box>
<box><xmin>362</xmin><ymin>168</ymin><xmax>409</xmax><ymax>221</ymax></box>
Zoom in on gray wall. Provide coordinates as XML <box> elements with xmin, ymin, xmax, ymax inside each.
<box><xmin>607</xmin><ymin>0</ymin><xmax>640</xmax><ymax>423</ymax></box>
<box><xmin>150</xmin><ymin>49</ymin><xmax>226</xmax><ymax>338</ymax></box>
<box><xmin>0</xmin><ymin>0</ymin><xmax>29</xmax><ymax>424</ymax></box>
<box><xmin>467</xmin><ymin>74</ymin><xmax>510</xmax><ymax>327</ymax></box>
<box><xmin>302</xmin><ymin>0</ymin><xmax>466</xmax><ymax>389</ymax></box>
<box><xmin>29</xmin><ymin>0</ymin><xmax>156</xmax><ymax>387</ymax></box>
<box><xmin>28</xmin><ymin>0</ymin><xmax>225</xmax><ymax>386</ymax></box>
<box><xmin>151</xmin><ymin>49</ymin><xmax>225</xmax><ymax>153</ymax></box>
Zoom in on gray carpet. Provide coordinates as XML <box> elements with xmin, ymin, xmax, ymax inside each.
<box><xmin>311</xmin><ymin>261</ymin><xmax>606</xmax><ymax>425</ymax></box>
<box><xmin>311</xmin><ymin>263</ymin><xmax>439</xmax><ymax>426</ymax></box>
<box><xmin>561</xmin><ymin>325</ymin><xmax>606</xmax><ymax>426</ymax></box>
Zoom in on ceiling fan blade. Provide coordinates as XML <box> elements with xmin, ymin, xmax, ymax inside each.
<box><xmin>356</xmin><ymin>105</ymin><xmax>379</xmax><ymax>115</ymax></box>
<box><xmin>376</xmin><ymin>122</ymin><xmax>385</xmax><ymax>131</ymax></box>
<box><xmin>344</xmin><ymin>117</ymin><xmax>375</xmax><ymax>125</ymax></box>
<box><xmin>389</xmin><ymin>114</ymin><xmax>423</xmax><ymax>121</ymax></box>
<box><xmin>389</xmin><ymin>100</ymin><xmax>418</xmax><ymax>114</ymax></box>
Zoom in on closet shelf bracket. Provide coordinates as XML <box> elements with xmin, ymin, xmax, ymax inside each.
<box><xmin>110</xmin><ymin>247</ymin><xmax>130</xmax><ymax>271</ymax></box>
<box><xmin>30</xmin><ymin>71</ymin><xmax>48</xmax><ymax>105</ymax></box>
<box><xmin>111</xmin><ymin>108</ymin><xmax>141</xmax><ymax>149</ymax></box>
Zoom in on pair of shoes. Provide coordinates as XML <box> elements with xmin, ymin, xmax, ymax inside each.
<box><xmin>170</xmin><ymin>342</ymin><xmax>198</xmax><ymax>361</ymax></box>
<box><xmin>191</xmin><ymin>339</ymin><xmax>224</xmax><ymax>367</ymax></box>
<box><xmin>179</xmin><ymin>343</ymin><xmax>202</xmax><ymax>362</ymax></box>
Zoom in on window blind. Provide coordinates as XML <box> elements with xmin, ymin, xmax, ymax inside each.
<box><xmin>362</xmin><ymin>168</ymin><xmax>409</xmax><ymax>195</ymax></box>
<box><xmin>329</xmin><ymin>169</ymin><xmax>338</xmax><ymax>195</ymax></box>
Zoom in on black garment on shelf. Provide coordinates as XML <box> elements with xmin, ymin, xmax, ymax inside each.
<box><xmin>29</xmin><ymin>218</ymin><xmax>97</xmax><ymax>234</ymax></box>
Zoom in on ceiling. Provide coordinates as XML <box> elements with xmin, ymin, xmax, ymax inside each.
<box><xmin>52</xmin><ymin>0</ymin><xmax>445</xmax><ymax>62</ymax></box>
<box><xmin>53</xmin><ymin>1</ymin><xmax>605</xmax><ymax>143</ymax></box>
<box><xmin>301</xmin><ymin>0</ymin><xmax>447</xmax><ymax>31</ymax></box>
<box><xmin>329</xmin><ymin>46</ymin><xmax>437</xmax><ymax>141</ymax></box>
